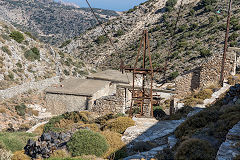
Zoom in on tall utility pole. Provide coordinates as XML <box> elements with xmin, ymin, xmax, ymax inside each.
<box><xmin>220</xmin><ymin>0</ymin><xmax>233</xmax><ymax>86</ymax></box>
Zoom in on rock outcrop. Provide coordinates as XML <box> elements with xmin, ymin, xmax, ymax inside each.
<box><xmin>216</xmin><ymin>121</ymin><xmax>240</xmax><ymax>160</ymax></box>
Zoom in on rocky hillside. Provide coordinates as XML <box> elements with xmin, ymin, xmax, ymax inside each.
<box><xmin>0</xmin><ymin>21</ymin><xmax>91</xmax><ymax>90</ymax></box>
<box><xmin>62</xmin><ymin>0</ymin><xmax>240</xmax><ymax>81</ymax></box>
<box><xmin>0</xmin><ymin>0</ymin><xmax>119</xmax><ymax>45</ymax></box>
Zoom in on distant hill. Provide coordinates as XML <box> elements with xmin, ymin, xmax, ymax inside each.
<box><xmin>0</xmin><ymin>21</ymin><xmax>90</xmax><ymax>90</ymax></box>
<box><xmin>62</xmin><ymin>0</ymin><xmax>240</xmax><ymax>81</ymax></box>
<box><xmin>0</xmin><ymin>0</ymin><xmax>119</xmax><ymax>45</ymax></box>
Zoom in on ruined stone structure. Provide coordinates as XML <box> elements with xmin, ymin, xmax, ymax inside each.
<box><xmin>45</xmin><ymin>78</ymin><xmax>111</xmax><ymax>115</ymax></box>
<box><xmin>175</xmin><ymin>49</ymin><xmax>238</xmax><ymax>98</ymax></box>
<box><xmin>91</xmin><ymin>85</ymin><xmax>133</xmax><ymax>114</ymax></box>
<box><xmin>45</xmin><ymin>70</ymin><xmax>133</xmax><ymax>115</ymax></box>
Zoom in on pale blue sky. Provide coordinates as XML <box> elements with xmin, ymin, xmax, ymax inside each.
<box><xmin>55</xmin><ymin>0</ymin><xmax>148</xmax><ymax>11</ymax></box>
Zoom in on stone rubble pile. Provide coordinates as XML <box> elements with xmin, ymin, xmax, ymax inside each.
<box><xmin>24</xmin><ymin>131</ymin><xmax>73</xmax><ymax>159</ymax></box>
<box><xmin>223</xmin><ymin>84</ymin><xmax>240</xmax><ymax>105</ymax></box>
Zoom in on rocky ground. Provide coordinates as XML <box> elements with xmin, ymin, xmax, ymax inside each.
<box><xmin>121</xmin><ymin>83</ymin><xmax>240</xmax><ymax>160</ymax></box>
<box><xmin>0</xmin><ymin>91</ymin><xmax>52</xmax><ymax>131</ymax></box>
<box><xmin>0</xmin><ymin>21</ymin><xmax>91</xmax><ymax>90</ymax></box>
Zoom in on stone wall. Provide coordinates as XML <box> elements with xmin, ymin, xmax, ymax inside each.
<box><xmin>0</xmin><ymin>76</ymin><xmax>59</xmax><ymax>100</ymax></box>
<box><xmin>91</xmin><ymin>95</ymin><xmax>124</xmax><ymax>114</ymax></box>
<box><xmin>175</xmin><ymin>51</ymin><xmax>236</xmax><ymax>98</ymax></box>
<box><xmin>90</xmin><ymin>85</ymin><xmax>132</xmax><ymax>115</ymax></box>
<box><xmin>45</xmin><ymin>94</ymin><xmax>88</xmax><ymax>115</ymax></box>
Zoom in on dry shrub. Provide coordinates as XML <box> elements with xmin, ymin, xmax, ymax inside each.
<box><xmin>175</xmin><ymin>139</ymin><xmax>216</xmax><ymax>160</ymax></box>
<box><xmin>95</xmin><ymin>113</ymin><xmax>115</xmax><ymax>126</ymax></box>
<box><xmin>104</xmin><ymin>117</ymin><xmax>135</xmax><ymax>134</ymax></box>
<box><xmin>0</xmin><ymin>108</ymin><xmax>6</xmax><ymax>114</ymax></box>
<box><xmin>183</xmin><ymin>89</ymin><xmax>213</xmax><ymax>107</ymax></box>
<box><xmin>228</xmin><ymin>75</ymin><xmax>240</xmax><ymax>85</ymax></box>
<box><xmin>195</xmin><ymin>89</ymin><xmax>213</xmax><ymax>100</ymax></box>
<box><xmin>54</xmin><ymin>119</ymin><xmax>75</xmax><ymax>129</ymax></box>
<box><xmin>11</xmin><ymin>150</ymin><xmax>31</xmax><ymax>160</ymax></box>
<box><xmin>64</xmin><ymin>111</ymin><xmax>89</xmax><ymax>123</ymax></box>
<box><xmin>50</xmin><ymin>149</ymin><xmax>70</xmax><ymax>158</ymax></box>
<box><xmin>0</xmin><ymin>149</ymin><xmax>12</xmax><ymax>160</ymax></box>
<box><xmin>101</xmin><ymin>131</ymin><xmax>126</xmax><ymax>159</ymax></box>
<box><xmin>33</xmin><ymin>124</ymin><xmax>44</xmax><ymax>135</ymax></box>
<box><xmin>18</xmin><ymin>124</ymin><xmax>30</xmax><ymax>131</ymax></box>
<box><xmin>80</xmin><ymin>124</ymin><xmax>100</xmax><ymax>132</ymax></box>
<box><xmin>183</xmin><ymin>97</ymin><xmax>203</xmax><ymax>106</ymax></box>
<box><xmin>32</xmin><ymin>110</ymin><xmax>39</xmax><ymax>116</ymax></box>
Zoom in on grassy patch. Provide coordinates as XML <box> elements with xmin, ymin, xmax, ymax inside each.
<box><xmin>0</xmin><ymin>132</ymin><xmax>36</xmax><ymax>152</ymax></box>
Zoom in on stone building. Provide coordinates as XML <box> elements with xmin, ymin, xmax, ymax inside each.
<box><xmin>175</xmin><ymin>48</ymin><xmax>238</xmax><ymax>98</ymax></box>
<box><xmin>45</xmin><ymin>70</ymin><xmax>133</xmax><ymax>115</ymax></box>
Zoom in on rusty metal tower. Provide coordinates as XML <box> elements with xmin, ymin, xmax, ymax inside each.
<box><xmin>124</xmin><ymin>30</ymin><xmax>160</xmax><ymax>117</ymax></box>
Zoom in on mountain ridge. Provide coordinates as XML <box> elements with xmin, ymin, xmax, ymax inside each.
<box><xmin>0</xmin><ymin>0</ymin><xmax>119</xmax><ymax>45</ymax></box>
<box><xmin>61</xmin><ymin>0</ymin><xmax>240</xmax><ymax>81</ymax></box>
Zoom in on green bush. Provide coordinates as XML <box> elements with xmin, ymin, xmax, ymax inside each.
<box><xmin>15</xmin><ymin>104</ymin><xmax>27</xmax><ymax>116</ymax></box>
<box><xmin>175</xmin><ymin>139</ymin><xmax>216</xmax><ymax>160</ymax></box>
<box><xmin>166</xmin><ymin>0</ymin><xmax>177</xmax><ymax>12</ymax></box>
<box><xmin>24</xmin><ymin>47</ymin><xmax>40</xmax><ymax>61</ymax></box>
<box><xmin>44</xmin><ymin>115</ymin><xmax>65</xmax><ymax>132</ymax></box>
<box><xmin>1</xmin><ymin>46</ymin><xmax>12</xmax><ymax>56</ymax></box>
<box><xmin>169</xmin><ymin>71</ymin><xmax>179</xmax><ymax>80</ymax></box>
<box><xmin>10</xmin><ymin>31</ymin><xmax>24</xmax><ymax>43</ymax></box>
<box><xmin>67</xmin><ymin>130</ymin><xmax>109</xmax><ymax>157</ymax></box>
<box><xmin>104</xmin><ymin>117</ymin><xmax>135</xmax><ymax>134</ymax></box>
<box><xmin>229</xmin><ymin>32</ymin><xmax>238</xmax><ymax>41</ymax></box>
<box><xmin>115</xmin><ymin>30</ymin><xmax>124</xmax><ymax>37</ymax></box>
<box><xmin>95</xmin><ymin>35</ymin><xmax>108</xmax><ymax>44</ymax></box>
<box><xmin>200</xmin><ymin>48</ymin><xmax>212</xmax><ymax>57</ymax></box>
<box><xmin>0</xmin><ymin>132</ymin><xmax>36</xmax><ymax>152</ymax></box>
